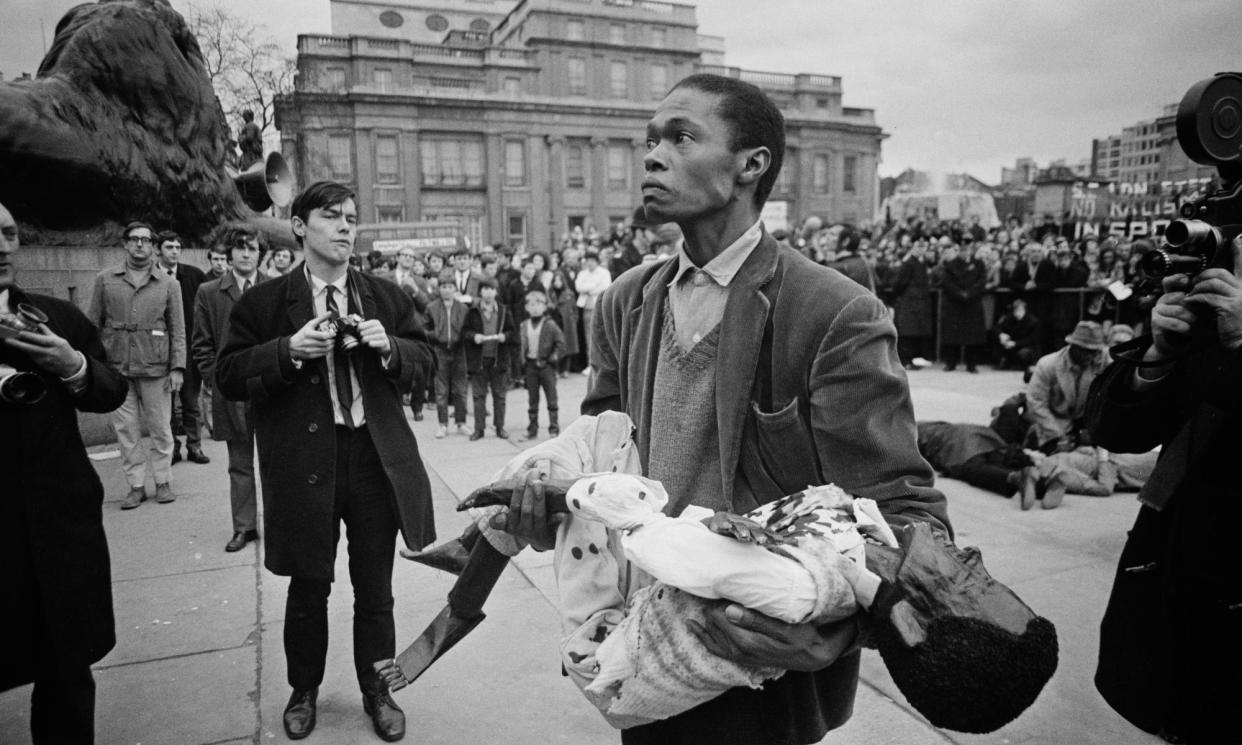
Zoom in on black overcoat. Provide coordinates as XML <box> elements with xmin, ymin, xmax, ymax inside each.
<box><xmin>214</xmin><ymin>269</ymin><xmax>436</xmax><ymax>581</ymax></box>
<box><xmin>2</xmin><ymin>289</ymin><xmax>127</xmax><ymax>690</ymax></box>
<box><xmin>890</xmin><ymin>255</ymin><xmax>933</xmax><ymax>338</ymax></box>
<box><xmin>1085</xmin><ymin>336</ymin><xmax>1242</xmax><ymax>742</ymax></box>
<box><xmin>938</xmin><ymin>257</ymin><xmax>988</xmax><ymax>345</ymax></box>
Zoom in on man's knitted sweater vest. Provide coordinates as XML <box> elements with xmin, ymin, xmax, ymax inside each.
<box><xmin>647</xmin><ymin>302</ymin><xmax>725</xmax><ymax>516</ymax></box>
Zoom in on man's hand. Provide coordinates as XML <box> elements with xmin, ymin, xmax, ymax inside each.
<box><xmin>357</xmin><ymin>319</ymin><xmax>391</xmax><ymax>356</ymax></box>
<box><xmin>473</xmin><ymin>333</ymin><xmax>486</xmax><ymax>344</ymax></box>
<box><xmin>289</xmin><ymin>311</ymin><xmax>335</xmax><ymax>361</ymax></box>
<box><xmin>167</xmin><ymin>369</ymin><xmax>183</xmax><ymax>394</ymax></box>
<box><xmin>687</xmin><ymin>604</ymin><xmax>858</xmax><ymax>673</ymax></box>
<box><xmin>1182</xmin><ymin>236</ymin><xmax>1242</xmax><ymax>351</ymax></box>
<box><xmin>3</xmin><ymin>322</ymin><xmax>82</xmax><ymax>378</ymax></box>
<box><xmin>487</xmin><ymin>467</ymin><xmax>563</xmax><ymax>551</ymax></box>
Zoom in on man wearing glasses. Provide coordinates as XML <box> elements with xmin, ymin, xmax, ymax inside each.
<box><xmin>88</xmin><ymin>221</ymin><xmax>187</xmax><ymax>509</ymax></box>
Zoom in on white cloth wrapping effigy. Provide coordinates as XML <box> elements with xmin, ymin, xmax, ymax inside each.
<box><xmin>466</xmin><ymin>413</ymin><xmax>895</xmax><ymax>728</ymax></box>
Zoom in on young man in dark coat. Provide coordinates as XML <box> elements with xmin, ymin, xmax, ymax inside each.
<box><xmin>938</xmin><ymin>242</ymin><xmax>988</xmax><ymax>372</ymax></box>
<box><xmin>890</xmin><ymin>239</ymin><xmax>933</xmax><ymax>369</ymax></box>
<box><xmin>1085</xmin><ymin>237</ymin><xmax>1242</xmax><ymax>745</ymax></box>
<box><xmin>494</xmin><ymin>74</ymin><xmax>948</xmax><ymax>745</ymax></box>
<box><xmin>1</xmin><ymin>200</ymin><xmax>128</xmax><ymax>743</ymax></box>
<box><xmin>192</xmin><ymin>223</ymin><xmax>266</xmax><ymax>552</ymax></box>
<box><xmin>156</xmin><ymin>230</ymin><xmax>210</xmax><ymax>465</ymax></box>
<box><xmin>215</xmin><ymin>181</ymin><xmax>435</xmax><ymax>742</ymax></box>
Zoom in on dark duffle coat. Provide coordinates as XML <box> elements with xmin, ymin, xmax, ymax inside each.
<box><xmin>938</xmin><ymin>257</ymin><xmax>988</xmax><ymax>346</ymax></box>
<box><xmin>890</xmin><ymin>254</ymin><xmax>933</xmax><ymax>338</ymax></box>
<box><xmin>215</xmin><ymin>268</ymin><xmax>436</xmax><ymax>581</ymax></box>
<box><xmin>192</xmin><ymin>271</ymin><xmax>263</xmax><ymax>442</ymax></box>
<box><xmin>2</xmin><ymin>288</ymin><xmax>127</xmax><ymax>690</ymax></box>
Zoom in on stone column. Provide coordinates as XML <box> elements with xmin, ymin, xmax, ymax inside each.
<box><xmin>545</xmin><ymin>135</ymin><xmax>566</xmax><ymax>244</ymax></box>
<box><xmin>590</xmin><ymin>136</ymin><xmax>608</xmax><ymax>234</ymax></box>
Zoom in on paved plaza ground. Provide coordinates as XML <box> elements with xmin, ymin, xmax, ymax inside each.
<box><xmin>1</xmin><ymin>367</ymin><xmax>1165</xmax><ymax>745</ymax></box>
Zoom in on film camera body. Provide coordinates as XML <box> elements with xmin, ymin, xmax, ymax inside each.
<box><xmin>318</xmin><ymin>312</ymin><xmax>367</xmax><ymax>355</ymax></box>
<box><xmin>1140</xmin><ymin>72</ymin><xmax>1242</xmax><ymax>279</ymax></box>
<box><xmin>0</xmin><ymin>303</ymin><xmax>51</xmax><ymax>404</ymax></box>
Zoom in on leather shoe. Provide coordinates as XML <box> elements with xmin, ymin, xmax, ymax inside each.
<box><xmin>186</xmin><ymin>446</ymin><xmax>211</xmax><ymax>464</ymax></box>
<box><xmin>283</xmin><ymin>688</ymin><xmax>317</xmax><ymax>740</ymax></box>
<box><xmin>225</xmin><ymin>529</ymin><xmax>259</xmax><ymax>552</ymax></box>
<box><xmin>171</xmin><ymin>442</ymin><xmax>182</xmax><ymax>464</ymax></box>
<box><xmin>495</xmin><ymin>427</ymin><xmax>509</xmax><ymax>439</ymax></box>
<box><xmin>469</xmin><ymin>430</ymin><xmax>484</xmax><ymax>441</ymax></box>
<box><xmin>363</xmin><ymin>690</ymin><xmax>406</xmax><ymax>742</ymax></box>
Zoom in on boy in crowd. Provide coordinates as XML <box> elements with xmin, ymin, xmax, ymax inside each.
<box><xmin>464</xmin><ymin>278</ymin><xmax>516</xmax><ymax>439</ymax></box>
<box><xmin>519</xmin><ymin>288</ymin><xmax>564</xmax><ymax>440</ymax></box>
<box><xmin>425</xmin><ymin>272</ymin><xmax>470</xmax><ymax>437</ymax></box>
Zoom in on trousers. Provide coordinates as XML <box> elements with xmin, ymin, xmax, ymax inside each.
<box><xmin>112</xmin><ymin>375</ymin><xmax>174</xmax><ymax>487</ymax></box>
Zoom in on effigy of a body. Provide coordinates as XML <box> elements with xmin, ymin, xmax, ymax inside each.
<box><xmin>0</xmin><ymin>0</ymin><xmax>292</xmax><ymax>248</ymax></box>
<box><xmin>381</xmin><ymin>413</ymin><xmax>1059</xmax><ymax>735</ymax></box>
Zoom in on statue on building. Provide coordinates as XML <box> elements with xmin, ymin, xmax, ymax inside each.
<box><xmin>0</xmin><ymin>0</ymin><xmax>292</xmax><ymax>248</ymax></box>
<box><xmin>238</xmin><ymin>109</ymin><xmax>263</xmax><ymax>170</ymax></box>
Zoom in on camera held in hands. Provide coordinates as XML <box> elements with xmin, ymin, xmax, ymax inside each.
<box><xmin>0</xmin><ymin>364</ymin><xmax>47</xmax><ymax>405</ymax></box>
<box><xmin>0</xmin><ymin>303</ymin><xmax>50</xmax><ymax>340</ymax></box>
<box><xmin>1139</xmin><ymin>72</ymin><xmax>1242</xmax><ymax>279</ymax></box>
<box><xmin>318</xmin><ymin>312</ymin><xmax>366</xmax><ymax>355</ymax></box>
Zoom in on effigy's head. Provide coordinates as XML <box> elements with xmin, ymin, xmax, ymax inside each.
<box><xmin>865</xmin><ymin>523</ymin><xmax>1059</xmax><ymax>733</ymax></box>
<box><xmin>0</xmin><ymin>0</ymin><xmax>280</xmax><ymax>245</ymax></box>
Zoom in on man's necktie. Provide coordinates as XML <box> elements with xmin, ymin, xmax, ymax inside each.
<box><xmin>324</xmin><ymin>285</ymin><xmax>355</xmax><ymax>429</ymax></box>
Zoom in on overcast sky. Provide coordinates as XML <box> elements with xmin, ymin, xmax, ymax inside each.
<box><xmin>2</xmin><ymin>0</ymin><xmax>1238</xmax><ymax>182</ymax></box>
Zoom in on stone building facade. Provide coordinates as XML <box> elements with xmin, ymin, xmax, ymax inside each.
<box><xmin>276</xmin><ymin>0</ymin><xmax>884</xmax><ymax>252</ymax></box>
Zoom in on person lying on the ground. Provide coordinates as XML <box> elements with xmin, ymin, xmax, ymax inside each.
<box><xmin>1028</xmin><ymin>446</ymin><xmax>1158</xmax><ymax>506</ymax></box>
<box><xmin>916</xmin><ymin>420</ymin><xmax>1036</xmax><ymax>500</ymax></box>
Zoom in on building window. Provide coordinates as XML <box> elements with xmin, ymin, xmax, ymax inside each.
<box><xmin>609</xmin><ymin>61</ymin><xmax>628</xmax><ymax>98</ymax></box>
<box><xmin>502</xmin><ymin>76</ymin><xmax>521</xmax><ymax>95</ymax></box>
<box><xmin>567</xmin><ymin>19</ymin><xmax>585</xmax><ymax>41</ymax></box>
<box><xmin>504</xmin><ymin>139</ymin><xmax>527</xmax><ymax>187</ymax></box>
<box><xmin>419</xmin><ymin>136</ymin><xmax>485</xmax><ymax>188</ymax></box>
<box><xmin>426</xmin><ymin>14</ymin><xmax>449</xmax><ymax>32</ymax></box>
<box><xmin>775</xmin><ymin>150</ymin><xmax>796</xmax><ymax>195</ymax></box>
<box><xmin>373</xmin><ymin>68</ymin><xmax>393</xmax><ymax>91</ymax></box>
<box><xmin>325</xmin><ymin>67</ymin><xmax>346</xmax><ymax>91</ymax></box>
<box><xmin>816</xmin><ymin>97</ymin><xmax>829</xmax><ymax>109</ymax></box>
<box><xmin>375</xmin><ymin>134</ymin><xmax>400</xmax><ymax>184</ymax></box>
<box><xmin>610</xmin><ymin>24</ymin><xmax>625</xmax><ymax>44</ymax></box>
<box><xmin>650</xmin><ymin>27</ymin><xmax>666</xmax><ymax>47</ymax></box>
<box><xmin>379</xmin><ymin>11</ymin><xmax>404</xmax><ymax>28</ymax></box>
<box><xmin>843</xmin><ymin>155</ymin><xmax>857</xmax><ymax>193</ymax></box>
<box><xmin>567</xmin><ymin>57</ymin><xmax>587</xmax><ymax>96</ymax></box>
<box><xmin>607</xmin><ymin>143</ymin><xmax>630</xmax><ymax>190</ymax></box>
<box><xmin>507</xmin><ymin>213</ymin><xmax>527</xmax><ymax>249</ymax></box>
<box><xmin>649</xmin><ymin>63</ymin><xmax>668</xmax><ymax>99</ymax></box>
<box><xmin>566</xmin><ymin>143</ymin><xmax>586</xmax><ymax>189</ymax></box>
<box><xmin>327</xmin><ymin>134</ymin><xmax>353</xmax><ymax>180</ymax></box>
<box><xmin>470</xmin><ymin>18</ymin><xmax>491</xmax><ymax>32</ymax></box>
<box><xmin>812</xmin><ymin>154</ymin><xmax>829</xmax><ymax>193</ymax></box>
<box><xmin>376</xmin><ymin>205</ymin><xmax>405</xmax><ymax>223</ymax></box>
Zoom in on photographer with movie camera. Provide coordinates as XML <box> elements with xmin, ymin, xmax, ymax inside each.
<box><xmin>1</xmin><ymin>199</ymin><xmax>128</xmax><ymax>743</ymax></box>
<box><xmin>1086</xmin><ymin>72</ymin><xmax>1242</xmax><ymax>745</ymax></box>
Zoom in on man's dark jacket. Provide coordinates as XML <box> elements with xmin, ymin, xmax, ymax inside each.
<box><xmin>1086</xmin><ymin>335</ymin><xmax>1242</xmax><ymax>743</ymax></box>
<box><xmin>583</xmin><ymin>233</ymin><xmax>949</xmax><ymax>744</ymax></box>
<box><xmin>215</xmin><ymin>268</ymin><xmax>436</xmax><ymax>580</ymax></box>
<box><xmin>2</xmin><ymin>289</ymin><xmax>127</xmax><ymax>690</ymax></box>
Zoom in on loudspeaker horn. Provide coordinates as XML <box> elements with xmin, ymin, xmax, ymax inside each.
<box><xmin>234</xmin><ymin>152</ymin><xmax>294</xmax><ymax>212</ymax></box>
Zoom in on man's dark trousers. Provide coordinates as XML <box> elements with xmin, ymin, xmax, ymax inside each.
<box><xmin>172</xmin><ymin>364</ymin><xmax>203</xmax><ymax>448</ymax></box>
<box><xmin>283</xmin><ymin>425</ymin><xmax>398</xmax><ymax>690</ymax></box>
<box><xmin>472</xmin><ymin>356</ymin><xmax>508</xmax><ymax>433</ymax></box>
<box><xmin>523</xmin><ymin>360</ymin><xmax>558</xmax><ymax>433</ymax></box>
<box><xmin>434</xmin><ymin>346</ymin><xmax>468</xmax><ymax>426</ymax></box>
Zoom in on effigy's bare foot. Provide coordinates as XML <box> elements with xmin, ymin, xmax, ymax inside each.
<box><xmin>702</xmin><ymin>512</ymin><xmax>791</xmax><ymax>546</ymax></box>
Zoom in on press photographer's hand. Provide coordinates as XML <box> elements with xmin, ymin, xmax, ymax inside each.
<box><xmin>1182</xmin><ymin>236</ymin><xmax>1242</xmax><ymax>350</ymax></box>
<box><xmin>4</xmin><ymin>322</ymin><xmax>82</xmax><ymax>377</ymax></box>
<box><xmin>289</xmin><ymin>311</ymin><xmax>335</xmax><ymax>361</ymax></box>
<box><xmin>356</xmin><ymin>318</ymin><xmax>391</xmax><ymax>356</ymax></box>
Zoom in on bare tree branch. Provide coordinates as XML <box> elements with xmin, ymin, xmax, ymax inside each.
<box><xmin>182</xmin><ymin>1</ymin><xmax>293</xmax><ymax>140</ymax></box>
